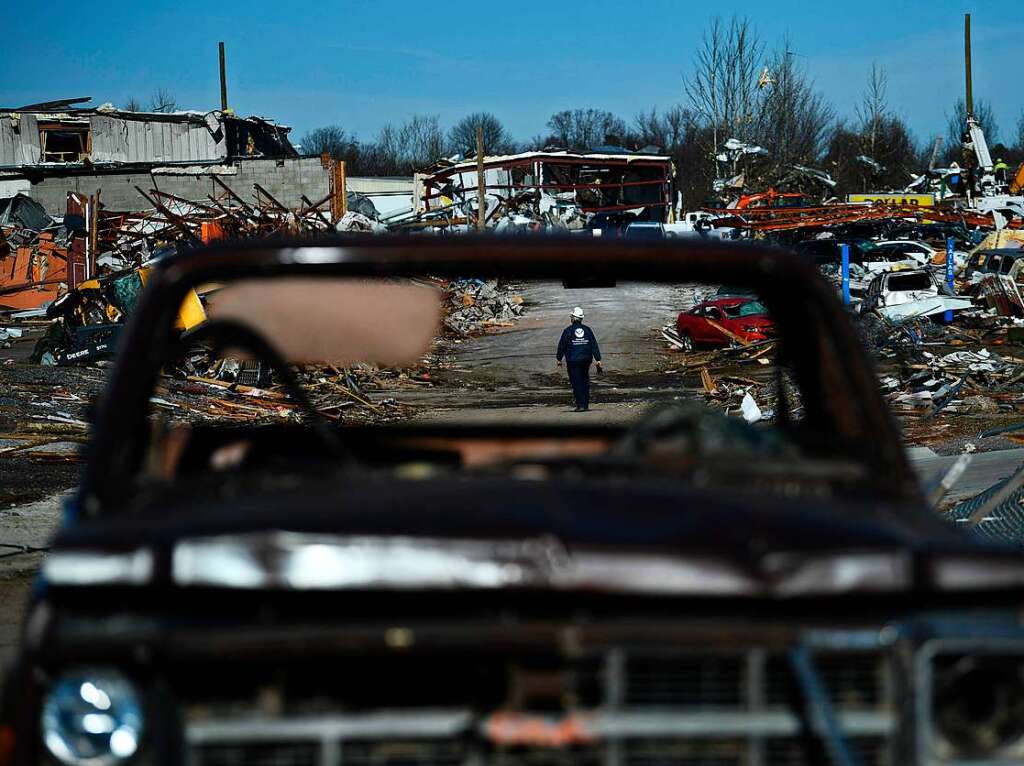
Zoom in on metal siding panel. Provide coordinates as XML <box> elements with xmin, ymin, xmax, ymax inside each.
<box><xmin>170</xmin><ymin>122</ymin><xmax>183</xmax><ymax>161</ymax></box>
<box><xmin>127</xmin><ymin>121</ymin><xmax>140</xmax><ymax>162</ymax></box>
<box><xmin>88</xmin><ymin>116</ymin><xmax>104</xmax><ymax>160</ymax></box>
<box><xmin>184</xmin><ymin>122</ymin><xmax>193</xmax><ymax>161</ymax></box>
<box><xmin>199</xmin><ymin>122</ymin><xmax>218</xmax><ymax>159</ymax></box>
<box><xmin>163</xmin><ymin>122</ymin><xmax>173</xmax><ymax>161</ymax></box>
<box><xmin>89</xmin><ymin>116</ymin><xmax>110</xmax><ymax>162</ymax></box>
<box><xmin>20</xmin><ymin>114</ymin><xmax>40</xmax><ymax>164</ymax></box>
<box><xmin>182</xmin><ymin>122</ymin><xmax>196</xmax><ymax>161</ymax></box>
<box><xmin>154</xmin><ymin>122</ymin><xmax>166</xmax><ymax>162</ymax></box>
<box><xmin>162</xmin><ymin>122</ymin><xmax>174</xmax><ymax>161</ymax></box>
<box><xmin>148</xmin><ymin>121</ymin><xmax>159</xmax><ymax>161</ymax></box>
<box><xmin>166</xmin><ymin>122</ymin><xmax>176</xmax><ymax>161</ymax></box>
<box><xmin>0</xmin><ymin>119</ymin><xmax>13</xmax><ymax>165</ymax></box>
<box><xmin>113</xmin><ymin>117</ymin><xmax>130</xmax><ymax>162</ymax></box>
<box><xmin>131</xmin><ymin>121</ymin><xmax>145</xmax><ymax>163</ymax></box>
<box><xmin>194</xmin><ymin>123</ymin><xmax>209</xmax><ymax>160</ymax></box>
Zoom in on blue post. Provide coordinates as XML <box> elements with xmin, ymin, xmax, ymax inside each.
<box><xmin>944</xmin><ymin>237</ymin><xmax>955</xmax><ymax>323</ymax></box>
<box><xmin>840</xmin><ymin>243</ymin><xmax>850</xmax><ymax>306</ymax></box>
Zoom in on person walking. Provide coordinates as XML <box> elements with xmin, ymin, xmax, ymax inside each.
<box><xmin>556</xmin><ymin>306</ymin><xmax>602</xmax><ymax>412</ymax></box>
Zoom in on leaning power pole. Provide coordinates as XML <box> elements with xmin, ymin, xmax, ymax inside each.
<box><xmin>964</xmin><ymin>14</ymin><xmax>973</xmax><ymax>118</ymax></box>
<box><xmin>219</xmin><ymin>42</ymin><xmax>229</xmax><ymax>111</ymax></box>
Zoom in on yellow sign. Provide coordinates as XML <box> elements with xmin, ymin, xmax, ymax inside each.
<box><xmin>847</xmin><ymin>193</ymin><xmax>935</xmax><ymax>207</ymax></box>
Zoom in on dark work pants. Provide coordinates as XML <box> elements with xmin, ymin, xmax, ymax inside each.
<box><xmin>567</xmin><ymin>361</ymin><xmax>591</xmax><ymax>410</ymax></box>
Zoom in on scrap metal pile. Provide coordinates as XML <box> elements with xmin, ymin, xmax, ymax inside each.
<box><xmin>704</xmin><ymin>201</ymin><xmax>1024</xmax><ymax>234</ymax></box>
<box><xmin>0</xmin><ymin>184</ymin><xmax>412</xmax><ymax>439</ymax></box>
<box><xmin>0</xmin><ymin>177</ymin><xmax>535</xmax><ymax>459</ymax></box>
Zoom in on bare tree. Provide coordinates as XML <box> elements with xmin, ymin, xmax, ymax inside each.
<box><xmin>398</xmin><ymin>114</ymin><xmax>444</xmax><ymax>169</ymax></box>
<box><xmin>300</xmin><ymin>126</ymin><xmax>355</xmax><ymax>158</ymax></box>
<box><xmin>633</xmin><ymin>106</ymin><xmax>692</xmax><ymax>152</ymax></box>
<box><xmin>946</xmin><ymin>98</ymin><xmax>999</xmax><ymax>157</ymax></box>
<box><xmin>753</xmin><ymin>44</ymin><xmax>835</xmax><ymax>176</ymax></box>
<box><xmin>520</xmin><ymin>134</ymin><xmax>555</xmax><ymax>152</ymax></box>
<box><xmin>448</xmin><ymin>113</ymin><xmax>514</xmax><ymax>156</ymax></box>
<box><xmin>546</xmin><ymin>109</ymin><xmax>628</xmax><ymax>151</ymax></box>
<box><xmin>683</xmin><ymin>16</ymin><xmax>764</xmax><ymax>159</ymax></box>
<box><xmin>825</xmin><ymin>115</ymin><xmax>919</xmax><ymax>194</ymax></box>
<box><xmin>364</xmin><ymin>123</ymin><xmax>401</xmax><ymax>176</ymax></box>
<box><xmin>856</xmin><ymin>62</ymin><xmax>888</xmax><ymax>158</ymax></box>
<box><xmin>361</xmin><ymin>115</ymin><xmax>445</xmax><ymax>175</ymax></box>
<box><xmin>1015</xmin><ymin>111</ymin><xmax>1024</xmax><ymax>153</ymax></box>
<box><xmin>148</xmin><ymin>88</ymin><xmax>177</xmax><ymax>113</ymax></box>
<box><xmin>122</xmin><ymin>97</ymin><xmax>142</xmax><ymax>113</ymax></box>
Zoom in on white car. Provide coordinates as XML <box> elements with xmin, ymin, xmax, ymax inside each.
<box><xmin>862</xmin><ymin>268</ymin><xmax>973</xmax><ymax>321</ymax></box>
<box><xmin>875</xmin><ymin>240</ymin><xmax>968</xmax><ymax>268</ymax></box>
<box><xmin>623</xmin><ymin>222</ymin><xmax>665</xmax><ymax>240</ymax></box>
<box><xmin>860</xmin><ymin>247</ymin><xmax>925</xmax><ymax>276</ymax></box>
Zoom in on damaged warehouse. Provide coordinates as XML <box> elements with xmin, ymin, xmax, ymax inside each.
<box><xmin>0</xmin><ymin>98</ymin><xmax>295</xmax><ymax>168</ymax></box>
<box><xmin>0</xmin><ymin>98</ymin><xmax>334</xmax><ymax>215</ymax></box>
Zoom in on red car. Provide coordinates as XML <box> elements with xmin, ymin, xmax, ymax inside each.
<box><xmin>675</xmin><ymin>297</ymin><xmax>775</xmax><ymax>349</ymax></box>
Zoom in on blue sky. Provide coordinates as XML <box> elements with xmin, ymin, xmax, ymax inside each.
<box><xmin>1</xmin><ymin>0</ymin><xmax>1021</xmax><ymax>148</ymax></box>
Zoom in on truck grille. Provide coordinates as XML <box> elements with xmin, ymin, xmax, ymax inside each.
<box><xmin>623</xmin><ymin>651</ymin><xmax>888</xmax><ymax>712</ymax></box>
<box><xmin>623</xmin><ymin>655</ymin><xmax>744</xmax><ymax>708</ymax></box>
<box><xmin>197</xmin><ymin>742</ymin><xmax>320</xmax><ymax>766</ymax></box>
<box><xmin>623</xmin><ymin>738</ymin><xmax>746</xmax><ymax>766</ymax></box>
<box><xmin>187</xmin><ymin>647</ymin><xmax>894</xmax><ymax>766</ymax></box>
<box><xmin>340</xmin><ymin>740</ymin><xmax>466</xmax><ymax>766</ymax></box>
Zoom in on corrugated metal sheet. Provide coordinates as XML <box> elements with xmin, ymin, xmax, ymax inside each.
<box><xmin>0</xmin><ymin>117</ymin><xmax>14</xmax><ymax>165</ymax></box>
<box><xmin>18</xmin><ymin>114</ymin><xmax>40</xmax><ymax>165</ymax></box>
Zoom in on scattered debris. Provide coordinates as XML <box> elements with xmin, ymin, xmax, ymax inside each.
<box><xmin>442</xmin><ymin>279</ymin><xmax>525</xmax><ymax>337</ymax></box>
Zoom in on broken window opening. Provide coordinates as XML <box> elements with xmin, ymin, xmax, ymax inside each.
<box><xmin>39</xmin><ymin>123</ymin><xmax>91</xmax><ymax>163</ymax></box>
<box><xmin>888</xmin><ymin>272</ymin><xmax>934</xmax><ymax>292</ymax></box>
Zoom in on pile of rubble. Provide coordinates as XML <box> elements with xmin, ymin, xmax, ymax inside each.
<box><xmin>442</xmin><ymin>279</ymin><xmax>525</xmax><ymax>336</ymax></box>
<box><xmin>0</xmin><ymin>182</ymin><xmax>532</xmax><ymax>447</ymax></box>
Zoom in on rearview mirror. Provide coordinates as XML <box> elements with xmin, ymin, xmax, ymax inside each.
<box><xmin>208</xmin><ymin>278</ymin><xmax>441</xmax><ymax>367</ymax></box>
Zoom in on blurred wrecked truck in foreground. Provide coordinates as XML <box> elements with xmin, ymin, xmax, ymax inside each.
<box><xmin>5</xmin><ymin>238</ymin><xmax>1024</xmax><ymax>766</ymax></box>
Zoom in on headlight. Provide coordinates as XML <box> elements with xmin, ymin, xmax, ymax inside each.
<box><xmin>41</xmin><ymin>670</ymin><xmax>144</xmax><ymax>766</ymax></box>
<box><xmin>932</xmin><ymin>654</ymin><xmax>1024</xmax><ymax>759</ymax></box>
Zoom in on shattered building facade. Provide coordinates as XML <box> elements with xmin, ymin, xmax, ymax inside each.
<box><xmin>0</xmin><ymin>100</ymin><xmax>329</xmax><ymax>213</ymax></box>
<box><xmin>0</xmin><ymin>100</ymin><xmax>295</xmax><ymax>169</ymax></box>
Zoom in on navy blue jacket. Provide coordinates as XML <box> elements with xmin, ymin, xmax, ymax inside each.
<box><xmin>557</xmin><ymin>322</ymin><xmax>602</xmax><ymax>363</ymax></box>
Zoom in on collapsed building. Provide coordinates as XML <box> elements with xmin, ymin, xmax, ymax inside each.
<box><xmin>407</xmin><ymin>150</ymin><xmax>673</xmax><ymax>230</ymax></box>
<box><xmin>0</xmin><ymin>98</ymin><xmax>330</xmax><ymax>214</ymax></box>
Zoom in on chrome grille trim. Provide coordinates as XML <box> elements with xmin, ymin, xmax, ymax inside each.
<box><xmin>187</xmin><ymin>711</ymin><xmax>474</xmax><ymax>744</ymax></box>
<box><xmin>187</xmin><ymin>709</ymin><xmax>894</xmax><ymax>742</ymax></box>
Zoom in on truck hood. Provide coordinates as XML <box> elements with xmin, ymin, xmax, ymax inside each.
<box><xmin>45</xmin><ymin>476</ymin><xmax>1024</xmax><ymax>598</ymax></box>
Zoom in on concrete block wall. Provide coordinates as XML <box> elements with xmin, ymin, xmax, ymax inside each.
<box><xmin>20</xmin><ymin>157</ymin><xmax>330</xmax><ymax>214</ymax></box>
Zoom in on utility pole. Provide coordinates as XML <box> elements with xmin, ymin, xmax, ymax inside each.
<box><xmin>476</xmin><ymin>126</ymin><xmax>486</xmax><ymax>231</ymax></box>
<box><xmin>219</xmin><ymin>42</ymin><xmax>229</xmax><ymax>111</ymax></box>
<box><xmin>964</xmin><ymin>14</ymin><xmax>973</xmax><ymax>118</ymax></box>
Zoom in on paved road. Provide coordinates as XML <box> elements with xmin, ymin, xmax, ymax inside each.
<box><xmin>412</xmin><ymin>280</ymin><xmax>702</xmax><ymax>424</ymax></box>
<box><xmin>0</xmin><ymin>491</ymin><xmax>64</xmax><ymax>668</ymax></box>
<box><xmin>447</xmin><ymin>281</ymin><xmax>700</xmax><ymax>386</ymax></box>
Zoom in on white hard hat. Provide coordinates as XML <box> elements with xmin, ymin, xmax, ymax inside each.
<box><xmin>571</xmin><ymin>306</ymin><xmax>585</xmax><ymax>319</ymax></box>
